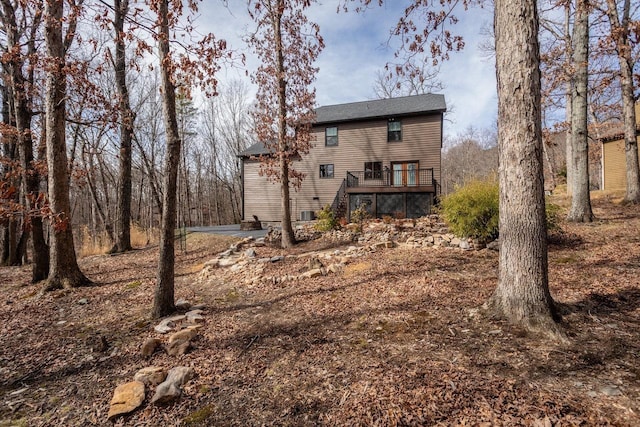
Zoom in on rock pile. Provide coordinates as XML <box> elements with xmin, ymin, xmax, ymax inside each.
<box><xmin>107</xmin><ymin>300</ymin><xmax>205</xmax><ymax>421</ymax></box>
<box><xmin>265</xmin><ymin>215</ymin><xmax>490</xmax><ymax>251</ymax></box>
<box><xmin>199</xmin><ymin>215</ymin><xmax>496</xmax><ymax>288</ymax></box>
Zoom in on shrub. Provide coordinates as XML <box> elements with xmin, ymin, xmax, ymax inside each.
<box><xmin>440</xmin><ymin>178</ymin><xmax>499</xmax><ymax>243</ymax></box>
<box><xmin>440</xmin><ymin>177</ymin><xmax>564</xmax><ymax>242</ymax></box>
<box><xmin>545</xmin><ymin>200</ymin><xmax>562</xmax><ymax>232</ymax></box>
<box><xmin>314</xmin><ymin>204</ymin><xmax>338</xmax><ymax>232</ymax></box>
<box><xmin>350</xmin><ymin>205</ymin><xmax>370</xmax><ymax>232</ymax></box>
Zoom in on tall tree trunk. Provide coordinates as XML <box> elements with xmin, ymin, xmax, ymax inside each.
<box><xmin>152</xmin><ymin>0</ymin><xmax>181</xmax><ymax>318</ymax></box>
<box><xmin>605</xmin><ymin>0</ymin><xmax>640</xmax><ymax>202</ymax></box>
<box><xmin>273</xmin><ymin>3</ymin><xmax>296</xmax><ymax>248</ymax></box>
<box><xmin>486</xmin><ymin>0</ymin><xmax>561</xmax><ymax>336</ymax></box>
<box><xmin>564</xmin><ymin>1</ymin><xmax>573</xmax><ymax>196</ymax></box>
<box><xmin>1</xmin><ymin>0</ymin><xmax>50</xmax><ymax>280</ymax></box>
<box><xmin>84</xmin><ymin>150</ymin><xmax>114</xmax><ymax>240</ymax></box>
<box><xmin>17</xmin><ymin>110</ymin><xmax>50</xmax><ymax>280</ymax></box>
<box><xmin>43</xmin><ymin>0</ymin><xmax>90</xmax><ymax>290</ymax></box>
<box><xmin>1</xmin><ymin>84</ymin><xmax>19</xmax><ymax>266</ymax></box>
<box><xmin>110</xmin><ymin>0</ymin><xmax>134</xmax><ymax>252</ymax></box>
<box><xmin>567</xmin><ymin>0</ymin><xmax>594</xmax><ymax>222</ymax></box>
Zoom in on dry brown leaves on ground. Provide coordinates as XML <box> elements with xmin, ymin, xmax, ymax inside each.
<box><xmin>0</xmin><ymin>197</ymin><xmax>639</xmax><ymax>426</ymax></box>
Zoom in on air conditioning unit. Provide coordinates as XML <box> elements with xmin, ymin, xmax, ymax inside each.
<box><xmin>300</xmin><ymin>210</ymin><xmax>316</xmax><ymax>221</ymax></box>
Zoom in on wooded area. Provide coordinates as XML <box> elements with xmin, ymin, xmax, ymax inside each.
<box><xmin>0</xmin><ymin>0</ymin><xmax>639</xmax><ymax>423</ymax></box>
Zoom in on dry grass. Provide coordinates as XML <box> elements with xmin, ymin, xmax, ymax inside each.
<box><xmin>77</xmin><ymin>224</ymin><xmax>159</xmax><ymax>257</ymax></box>
<box><xmin>77</xmin><ymin>227</ymin><xmax>112</xmax><ymax>257</ymax></box>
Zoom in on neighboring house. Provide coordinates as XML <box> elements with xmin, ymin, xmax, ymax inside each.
<box><xmin>600</xmin><ymin>102</ymin><xmax>640</xmax><ymax>191</ymax></box>
<box><xmin>238</xmin><ymin>93</ymin><xmax>446</xmax><ymax>223</ymax></box>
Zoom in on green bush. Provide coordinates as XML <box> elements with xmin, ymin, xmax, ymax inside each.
<box><xmin>350</xmin><ymin>205</ymin><xmax>370</xmax><ymax>233</ymax></box>
<box><xmin>545</xmin><ymin>200</ymin><xmax>563</xmax><ymax>233</ymax></box>
<box><xmin>440</xmin><ymin>178</ymin><xmax>499</xmax><ymax>243</ymax></box>
<box><xmin>314</xmin><ymin>204</ymin><xmax>338</xmax><ymax>232</ymax></box>
<box><xmin>440</xmin><ymin>178</ymin><xmax>563</xmax><ymax>242</ymax></box>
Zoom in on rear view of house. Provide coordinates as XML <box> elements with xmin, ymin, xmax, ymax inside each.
<box><xmin>239</xmin><ymin>93</ymin><xmax>446</xmax><ymax>223</ymax></box>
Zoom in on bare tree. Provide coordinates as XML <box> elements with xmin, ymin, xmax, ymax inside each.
<box><xmin>442</xmin><ymin>127</ymin><xmax>498</xmax><ymax>193</ymax></box>
<box><xmin>372</xmin><ymin>58</ymin><xmax>443</xmax><ymax>99</ymax></box>
<box><xmin>151</xmin><ymin>0</ymin><xmax>181</xmax><ymax>317</ymax></box>
<box><xmin>43</xmin><ymin>0</ymin><xmax>91</xmax><ymax>290</ymax></box>
<box><xmin>0</xmin><ymin>0</ymin><xmax>49</xmax><ymax>280</ymax></box>
<box><xmin>567</xmin><ymin>0</ymin><xmax>594</xmax><ymax>222</ymax></box>
<box><xmin>248</xmin><ymin>0</ymin><xmax>324</xmax><ymax>248</ymax></box>
<box><xmin>150</xmin><ymin>0</ymin><xmax>226</xmax><ymax>318</ymax></box>
<box><xmin>109</xmin><ymin>0</ymin><xmax>135</xmax><ymax>252</ymax></box>
<box><xmin>486</xmin><ymin>0</ymin><xmax>561</xmax><ymax>335</ymax></box>
<box><xmin>602</xmin><ymin>0</ymin><xmax>640</xmax><ymax>202</ymax></box>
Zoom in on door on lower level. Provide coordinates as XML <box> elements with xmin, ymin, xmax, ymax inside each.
<box><xmin>392</xmin><ymin>161</ymin><xmax>419</xmax><ymax>186</ymax></box>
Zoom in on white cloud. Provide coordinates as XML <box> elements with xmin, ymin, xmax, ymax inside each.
<box><xmin>197</xmin><ymin>2</ymin><xmax>497</xmax><ymax>137</ymax></box>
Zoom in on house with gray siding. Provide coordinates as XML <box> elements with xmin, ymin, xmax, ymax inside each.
<box><xmin>238</xmin><ymin>93</ymin><xmax>446</xmax><ymax>223</ymax></box>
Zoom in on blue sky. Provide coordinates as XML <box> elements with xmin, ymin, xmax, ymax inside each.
<box><xmin>200</xmin><ymin>2</ymin><xmax>497</xmax><ymax>138</ymax></box>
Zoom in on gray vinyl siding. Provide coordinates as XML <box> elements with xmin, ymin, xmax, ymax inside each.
<box><xmin>242</xmin><ymin>113</ymin><xmax>443</xmax><ymax>222</ymax></box>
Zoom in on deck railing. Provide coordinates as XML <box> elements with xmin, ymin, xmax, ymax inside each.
<box><xmin>345</xmin><ymin>168</ymin><xmax>435</xmax><ymax>188</ymax></box>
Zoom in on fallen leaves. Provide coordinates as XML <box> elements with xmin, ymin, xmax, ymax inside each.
<box><xmin>0</xmin><ymin>199</ymin><xmax>639</xmax><ymax>425</ymax></box>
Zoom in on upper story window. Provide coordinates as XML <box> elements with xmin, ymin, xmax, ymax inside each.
<box><xmin>364</xmin><ymin>161</ymin><xmax>382</xmax><ymax>180</ymax></box>
<box><xmin>320</xmin><ymin>164</ymin><xmax>334</xmax><ymax>178</ymax></box>
<box><xmin>388</xmin><ymin>120</ymin><xmax>402</xmax><ymax>142</ymax></box>
<box><xmin>325</xmin><ymin>126</ymin><xmax>338</xmax><ymax>146</ymax></box>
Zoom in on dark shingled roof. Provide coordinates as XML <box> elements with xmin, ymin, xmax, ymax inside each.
<box><xmin>238</xmin><ymin>93</ymin><xmax>446</xmax><ymax>157</ymax></box>
<box><xmin>238</xmin><ymin>141</ymin><xmax>270</xmax><ymax>157</ymax></box>
<box><xmin>315</xmin><ymin>93</ymin><xmax>446</xmax><ymax>125</ymax></box>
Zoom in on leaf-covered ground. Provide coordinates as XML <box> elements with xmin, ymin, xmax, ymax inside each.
<box><xmin>1</xmin><ymin>194</ymin><xmax>639</xmax><ymax>426</ymax></box>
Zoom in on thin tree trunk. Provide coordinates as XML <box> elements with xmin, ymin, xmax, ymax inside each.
<box><xmin>542</xmin><ymin>134</ymin><xmax>556</xmax><ymax>192</ymax></box>
<box><xmin>486</xmin><ymin>0</ymin><xmax>561</xmax><ymax>337</ymax></box>
<box><xmin>1</xmin><ymin>0</ymin><xmax>49</xmax><ymax>279</ymax></box>
<box><xmin>605</xmin><ymin>0</ymin><xmax>640</xmax><ymax>202</ymax></box>
<box><xmin>133</xmin><ymin>134</ymin><xmax>163</xmax><ymax>212</ymax></box>
<box><xmin>564</xmin><ymin>1</ymin><xmax>573</xmax><ymax>195</ymax></box>
<box><xmin>0</xmin><ymin>84</ymin><xmax>19</xmax><ymax>266</ymax></box>
<box><xmin>43</xmin><ymin>0</ymin><xmax>90</xmax><ymax>290</ymax></box>
<box><xmin>567</xmin><ymin>0</ymin><xmax>594</xmax><ymax>222</ymax></box>
<box><xmin>152</xmin><ymin>0</ymin><xmax>181</xmax><ymax>318</ymax></box>
<box><xmin>111</xmin><ymin>0</ymin><xmax>134</xmax><ymax>252</ymax></box>
<box><xmin>273</xmin><ymin>2</ymin><xmax>295</xmax><ymax>248</ymax></box>
<box><xmin>84</xmin><ymin>150</ymin><xmax>114</xmax><ymax>241</ymax></box>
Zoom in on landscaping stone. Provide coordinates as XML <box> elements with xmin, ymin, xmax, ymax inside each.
<box><xmin>151</xmin><ymin>366</ymin><xmax>195</xmax><ymax>405</ymax></box>
<box><xmin>141</xmin><ymin>338</ymin><xmax>162</xmax><ymax>357</ymax></box>
<box><xmin>134</xmin><ymin>366</ymin><xmax>167</xmax><ymax>386</ymax></box>
<box><xmin>154</xmin><ymin>315</ymin><xmax>186</xmax><ymax>334</ymax></box>
<box><xmin>302</xmin><ymin>268</ymin><xmax>323</xmax><ymax>279</ymax></box>
<box><xmin>487</xmin><ymin>240</ymin><xmax>500</xmax><ymax>251</ymax></box>
<box><xmin>107</xmin><ymin>381</ymin><xmax>145</xmax><ymax>420</ymax></box>
<box><xmin>166</xmin><ymin>328</ymin><xmax>198</xmax><ymax>356</ymax></box>
<box><xmin>175</xmin><ymin>299</ymin><xmax>191</xmax><ymax>311</ymax></box>
<box><xmin>218</xmin><ymin>257</ymin><xmax>241</xmax><ymax>268</ymax></box>
<box><xmin>185</xmin><ymin>309</ymin><xmax>205</xmax><ymax>323</ymax></box>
